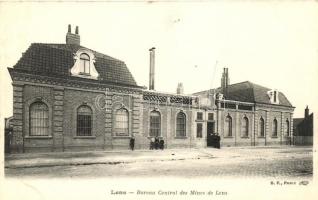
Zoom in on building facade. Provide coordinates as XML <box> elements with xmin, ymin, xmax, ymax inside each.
<box><xmin>7</xmin><ymin>25</ymin><xmax>295</xmax><ymax>153</ymax></box>
<box><xmin>194</xmin><ymin>69</ymin><xmax>295</xmax><ymax>147</ymax></box>
<box><xmin>293</xmin><ymin>106</ymin><xmax>313</xmax><ymax>145</ymax></box>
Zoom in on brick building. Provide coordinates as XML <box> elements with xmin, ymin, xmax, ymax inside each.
<box><xmin>7</xmin><ymin>25</ymin><xmax>295</xmax><ymax>153</ymax></box>
<box><xmin>293</xmin><ymin>106</ymin><xmax>313</xmax><ymax>145</ymax></box>
<box><xmin>194</xmin><ymin>70</ymin><xmax>294</xmax><ymax>146</ymax></box>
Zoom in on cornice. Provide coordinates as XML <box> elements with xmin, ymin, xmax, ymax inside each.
<box><xmin>9</xmin><ymin>70</ymin><xmax>143</xmax><ymax>95</ymax></box>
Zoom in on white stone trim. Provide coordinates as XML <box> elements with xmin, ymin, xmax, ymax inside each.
<box><xmin>70</xmin><ymin>48</ymin><xmax>99</xmax><ymax>79</ymax></box>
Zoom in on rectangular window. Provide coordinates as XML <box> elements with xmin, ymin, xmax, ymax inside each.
<box><xmin>30</xmin><ymin>102</ymin><xmax>49</xmax><ymax>136</ymax></box>
<box><xmin>150</xmin><ymin>114</ymin><xmax>161</xmax><ymax>137</ymax></box>
<box><xmin>176</xmin><ymin>113</ymin><xmax>186</xmax><ymax>137</ymax></box>
<box><xmin>77</xmin><ymin>115</ymin><xmax>92</xmax><ymax>136</ymax></box>
<box><xmin>114</xmin><ymin>109</ymin><xmax>129</xmax><ymax>136</ymax></box>
<box><xmin>197</xmin><ymin>112</ymin><xmax>203</xmax><ymax>120</ymax></box>
<box><xmin>238</xmin><ymin>105</ymin><xmax>253</xmax><ymax>111</ymax></box>
<box><xmin>79</xmin><ymin>59</ymin><xmax>90</xmax><ymax>74</ymax></box>
<box><xmin>221</xmin><ymin>103</ymin><xmax>236</xmax><ymax>109</ymax></box>
<box><xmin>208</xmin><ymin>113</ymin><xmax>214</xmax><ymax>121</ymax></box>
<box><xmin>79</xmin><ymin>59</ymin><xmax>85</xmax><ymax>73</ymax></box>
<box><xmin>225</xmin><ymin>116</ymin><xmax>232</xmax><ymax>137</ymax></box>
<box><xmin>197</xmin><ymin>123</ymin><xmax>203</xmax><ymax>138</ymax></box>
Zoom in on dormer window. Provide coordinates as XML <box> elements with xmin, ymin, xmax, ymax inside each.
<box><xmin>70</xmin><ymin>48</ymin><xmax>99</xmax><ymax>79</ymax></box>
<box><xmin>267</xmin><ymin>89</ymin><xmax>279</xmax><ymax>104</ymax></box>
<box><xmin>79</xmin><ymin>53</ymin><xmax>90</xmax><ymax>74</ymax></box>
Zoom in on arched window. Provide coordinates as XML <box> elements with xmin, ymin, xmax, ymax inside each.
<box><xmin>242</xmin><ymin>117</ymin><xmax>249</xmax><ymax>137</ymax></box>
<box><xmin>272</xmin><ymin>118</ymin><xmax>278</xmax><ymax>137</ymax></box>
<box><xmin>285</xmin><ymin>119</ymin><xmax>290</xmax><ymax>136</ymax></box>
<box><xmin>30</xmin><ymin>102</ymin><xmax>49</xmax><ymax>136</ymax></box>
<box><xmin>259</xmin><ymin>117</ymin><xmax>265</xmax><ymax>137</ymax></box>
<box><xmin>79</xmin><ymin>53</ymin><xmax>90</xmax><ymax>74</ymax></box>
<box><xmin>176</xmin><ymin>112</ymin><xmax>186</xmax><ymax>137</ymax></box>
<box><xmin>150</xmin><ymin>111</ymin><xmax>161</xmax><ymax>137</ymax></box>
<box><xmin>114</xmin><ymin>108</ymin><xmax>129</xmax><ymax>136</ymax></box>
<box><xmin>77</xmin><ymin>105</ymin><xmax>92</xmax><ymax>136</ymax></box>
<box><xmin>225</xmin><ymin>115</ymin><xmax>232</xmax><ymax>137</ymax></box>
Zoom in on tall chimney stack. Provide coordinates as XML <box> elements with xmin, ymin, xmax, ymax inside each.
<box><xmin>221</xmin><ymin>68</ymin><xmax>229</xmax><ymax>97</ymax></box>
<box><xmin>75</xmin><ymin>26</ymin><xmax>79</xmax><ymax>34</ymax></box>
<box><xmin>66</xmin><ymin>24</ymin><xmax>80</xmax><ymax>45</ymax></box>
<box><xmin>149</xmin><ymin>47</ymin><xmax>156</xmax><ymax>90</ymax></box>
<box><xmin>176</xmin><ymin>82</ymin><xmax>184</xmax><ymax>94</ymax></box>
<box><xmin>305</xmin><ymin>105</ymin><xmax>309</xmax><ymax>118</ymax></box>
<box><xmin>68</xmin><ymin>24</ymin><xmax>71</xmax><ymax>33</ymax></box>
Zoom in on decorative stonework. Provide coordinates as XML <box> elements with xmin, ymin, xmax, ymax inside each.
<box><xmin>70</xmin><ymin>48</ymin><xmax>99</xmax><ymax>79</ymax></box>
<box><xmin>132</xmin><ymin>95</ymin><xmax>141</xmax><ymax>136</ymax></box>
<box><xmin>267</xmin><ymin>89</ymin><xmax>280</xmax><ymax>104</ymax></box>
<box><xmin>53</xmin><ymin>87</ymin><xmax>64</xmax><ymax>151</ymax></box>
<box><xmin>12</xmin><ymin>83</ymin><xmax>24</xmax><ymax>153</ymax></box>
<box><xmin>9</xmin><ymin>70</ymin><xmax>143</xmax><ymax>95</ymax></box>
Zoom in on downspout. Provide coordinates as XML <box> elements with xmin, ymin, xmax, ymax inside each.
<box><xmin>235</xmin><ymin>104</ymin><xmax>238</xmax><ymax>146</ymax></box>
<box><xmin>265</xmin><ymin>111</ymin><xmax>267</xmax><ymax>146</ymax></box>
<box><xmin>253</xmin><ymin>105</ymin><xmax>256</xmax><ymax>146</ymax></box>
<box><xmin>280</xmin><ymin>112</ymin><xmax>283</xmax><ymax>146</ymax></box>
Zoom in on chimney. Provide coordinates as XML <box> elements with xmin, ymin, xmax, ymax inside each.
<box><xmin>176</xmin><ymin>83</ymin><xmax>184</xmax><ymax>94</ymax></box>
<box><xmin>305</xmin><ymin>105</ymin><xmax>309</xmax><ymax>118</ymax></box>
<box><xmin>68</xmin><ymin>24</ymin><xmax>71</xmax><ymax>33</ymax></box>
<box><xmin>66</xmin><ymin>24</ymin><xmax>80</xmax><ymax>45</ymax></box>
<box><xmin>149</xmin><ymin>47</ymin><xmax>155</xmax><ymax>90</ymax></box>
<box><xmin>221</xmin><ymin>68</ymin><xmax>229</xmax><ymax>96</ymax></box>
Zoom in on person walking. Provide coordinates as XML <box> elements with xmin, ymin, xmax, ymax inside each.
<box><xmin>154</xmin><ymin>136</ymin><xmax>159</xmax><ymax>150</ymax></box>
<box><xmin>150</xmin><ymin>137</ymin><xmax>155</xmax><ymax>150</ymax></box>
<box><xmin>211</xmin><ymin>132</ymin><xmax>217</xmax><ymax>148</ymax></box>
<box><xmin>159</xmin><ymin>138</ymin><xmax>164</xmax><ymax>150</ymax></box>
<box><xmin>130</xmin><ymin>136</ymin><xmax>135</xmax><ymax>151</ymax></box>
<box><xmin>216</xmin><ymin>133</ymin><xmax>221</xmax><ymax>149</ymax></box>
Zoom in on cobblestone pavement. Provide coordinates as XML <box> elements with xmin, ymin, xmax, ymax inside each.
<box><xmin>5</xmin><ymin>146</ymin><xmax>313</xmax><ymax>179</ymax></box>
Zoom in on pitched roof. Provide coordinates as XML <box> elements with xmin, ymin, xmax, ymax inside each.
<box><xmin>11</xmin><ymin>43</ymin><xmax>139</xmax><ymax>87</ymax></box>
<box><xmin>293</xmin><ymin>118</ymin><xmax>304</xmax><ymax>128</ymax></box>
<box><xmin>193</xmin><ymin>81</ymin><xmax>293</xmax><ymax>107</ymax></box>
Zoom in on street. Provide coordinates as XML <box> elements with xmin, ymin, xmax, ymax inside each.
<box><xmin>5</xmin><ymin>146</ymin><xmax>312</xmax><ymax>179</ymax></box>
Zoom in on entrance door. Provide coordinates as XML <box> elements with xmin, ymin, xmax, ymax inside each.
<box><xmin>206</xmin><ymin>122</ymin><xmax>215</xmax><ymax>147</ymax></box>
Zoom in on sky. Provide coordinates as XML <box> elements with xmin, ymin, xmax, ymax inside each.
<box><xmin>0</xmin><ymin>1</ymin><xmax>317</xmax><ymax>120</ymax></box>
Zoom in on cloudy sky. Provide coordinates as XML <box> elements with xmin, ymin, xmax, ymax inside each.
<box><xmin>0</xmin><ymin>1</ymin><xmax>317</xmax><ymax>120</ymax></box>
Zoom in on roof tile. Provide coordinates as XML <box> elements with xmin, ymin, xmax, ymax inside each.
<box><xmin>194</xmin><ymin>81</ymin><xmax>293</xmax><ymax>107</ymax></box>
<box><xmin>12</xmin><ymin>43</ymin><xmax>138</xmax><ymax>87</ymax></box>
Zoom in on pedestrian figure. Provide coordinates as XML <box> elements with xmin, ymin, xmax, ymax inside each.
<box><xmin>154</xmin><ymin>136</ymin><xmax>159</xmax><ymax>150</ymax></box>
<box><xmin>130</xmin><ymin>136</ymin><xmax>135</xmax><ymax>151</ymax></box>
<box><xmin>150</xmin><ymin>137</ymin><xmax>155</xmax><ymax>150</ymax></box>
<box><xmin>211</xmin><ymin>132</ymin><xmax>217</xmax><ymax>148</ymax></box>
<box><xmin>215</xmin><ymin>133</ymin><xmax>221</xmax><ymax>149</ymax></box>
<box><xmin>159</xmin><ymin>138</ymin><xmax>164</xmax><ymax>150</ymax></box>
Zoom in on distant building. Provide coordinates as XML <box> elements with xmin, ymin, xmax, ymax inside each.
<box><xmin>293</xmin><ymin>106</ymin><xmax>313</xmax><ymax>145</ymax></box>
<box><xmin>7</xmin><ymin>25</ymin><xmax>295</xmax><ymax>153</ymax></box>
<box><xmin>194</xmin><ymin>68</ymin><xmax>294</xmax><ymax>147</ymax></box>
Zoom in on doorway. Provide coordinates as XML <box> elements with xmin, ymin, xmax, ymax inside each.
<box><xmin>206</xmin><ymin>122</ymin><xmax>215</xmax><ymax>147</ymax></box>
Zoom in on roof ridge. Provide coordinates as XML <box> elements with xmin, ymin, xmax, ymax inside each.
<box><xmin>31</xmin><ymin>43</ymin><xmax>123</xmax><ymax>62</ymax></box>
<box><xmin>32</xmin><ymin>42</ymin><xmax>65</xmax><ymax>45</ymax></box>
